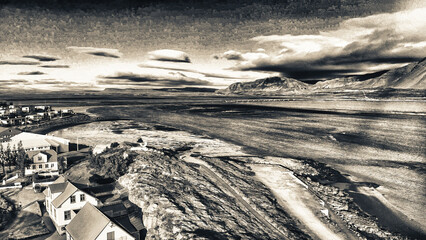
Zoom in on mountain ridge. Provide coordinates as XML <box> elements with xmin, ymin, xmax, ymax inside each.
<box><xmin>218</xmin><ymin>59</ymin><xmax>426</xmax><ymax>94</ymax></box>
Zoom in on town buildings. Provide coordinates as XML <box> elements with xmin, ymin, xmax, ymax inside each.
<box><xmin>65</xmin><ymin>203</ymin><xmax>136</xmax><ymax>240</ymax></box>
<box><xmin>44</xmin><ymin>177</ymin><xmax>145</xmax><ymax>239</ymax></box>
<box><xmin>0</xmin><ymin>101</ymin><xmax>75</xmax><ymax>127</ymax></box>
<box><xmin>44</xmin><ymin>177</ymin><xmax>100</xmax><ymax>234</ymax></box>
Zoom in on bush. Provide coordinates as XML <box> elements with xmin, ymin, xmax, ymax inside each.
<box><xmin>0</xmin><ymin>195</ymin><xmax>15</xmax><ymax>230</ymax></box>
<box><xmin>88</xmin><ymin>148</ymin><xmax>136</xmax><ymax>180</ymax></box>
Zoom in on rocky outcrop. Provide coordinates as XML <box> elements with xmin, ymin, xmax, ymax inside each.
<box><xmin>119</xmin><ymin>150</ymin><xmax>310</xmax><ymax>240</ymax></box>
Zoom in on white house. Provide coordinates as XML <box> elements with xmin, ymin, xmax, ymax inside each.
<box><xmin>66</xmin><ymin>203</ymin><xmax>136</xmax><ymax>240</ymax></box>
<box><xmin>21</xmin><ymin>106</ymin><xmax>30</xmax><ymax>113</ymax></box>
<box><xmin>44</xmin><ymin>177</ymin><xmax>99</xmax><ymax>234</ymax></box>
<box><xmin>25</xmin><ymin>150</ymin><xmax>58</xmax><ymax>175</ymax></box>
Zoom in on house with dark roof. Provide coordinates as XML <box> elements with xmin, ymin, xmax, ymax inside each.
<box><xmin>66</xmin><ymin>203</ymin><xmax>136</xmax><ymax>240</ymax></box>
<box><xmin>0</xmin><ymin>127</ymin><xmax>21</xmax><ymax>142</ymax></box>
<box><xmin>25</xmin><ymin>149</ymin><xmax>59</xmax><ymax>176</ymax></box>
<box><xmin>44</xmin><ymin>177</ymin><xmax>99</xmax><ymax>234</ymax></box>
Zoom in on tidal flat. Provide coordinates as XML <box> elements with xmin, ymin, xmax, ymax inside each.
<box><xmin>86</xmin><ymin>100</ymin><xmax>425</xmax><ymax>238</ymax></box>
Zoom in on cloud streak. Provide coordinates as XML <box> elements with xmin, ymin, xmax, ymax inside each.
<box><xmin>98</xmin><ymin>71</ymin><xmax>212</xmax><ymax>88</ymax></box>
<box><xmin>223</xmin><ymin>7</ymin><xmax>426</xmax><ymax>80</ymax></box>
<box><xmin>23</xmin><ymin>55</ymin><xmax>59</xmax><ymax>62</ymax></box>
<box><xmin>67</xmin><ymin>46</ymin><xmax>122</xmax><ymax>58</ymax></box>
<box><xmin>0</xmin><ymin>60</ymin><xmax>39</xmax><ymax>65</ymax></box>
<box><xmin>40</xmin><ymin>65</ymin><xmax>70</xmax><ymax>68</ymax></box>
<box><xmin>148</xmin><ymin>49</ymin><xmax>191</xmax><ymax>63</ymax></box>
<box><xmin>17</xmin><ymin>71</ymin><xmax>46</xmax><ymax>75</ymax></box>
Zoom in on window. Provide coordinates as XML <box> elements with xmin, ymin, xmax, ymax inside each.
<box><xmin>70</xmin><ymin>195</ymin><xmax>76</xmax><ymax>203</ymax></box>
<box><xmin>38</xmin><ymin>164</ymin><xmax>42</xmax><ymax>169</ymax></box>
<box><xmin>64</xmin><ymin>210</ymin><xmax>71</xmax><ymax>220</ymax></box>
<box><xmin>107</xmin><ymin>231</ymin><xmax>115</xmax><ymax>240</ymax></box>
<box><xmin>38</xmin><ymin>156</ymin><xmax>43</xmax><ymax>161</ymax></box>
<box><xmin>80</xmin><ymin>194</ymin><xmax>85</xmax><ymax>202</ymax></box>
<box><xmin>45</xmin><ymin>164</ymin><xmax>49</xmax><ymax>168</ymax></box>
<box><xmin>32</xmin><ymin>165</ymin><xmax>36</xmax><ymax>169</ymax></box>
<box><xmin>51</xmin><ymin>163</ymin><xmax>55</xmax><ymax>167</ymax></box>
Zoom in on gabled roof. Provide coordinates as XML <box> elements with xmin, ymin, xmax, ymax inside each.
<box><xmin>49</xmin><ymin>182</ymin><xmax>68</xmax><ymax>194</ymax></box>
<box><xmin>27</xmin><ymin>149</ymin><xmax>58</xmax><ymax>163</ymax></box>
<box><xmin>66</xmin><ymin>203</ymin><xmax>111</xmax><ymax>240</ymax></box>
<box><xmin>52</xmin><ymin>182</ymin><xmax>78</xmax><ymax>208</ymax></box>
<box><xmin>53</xmin><ymin>175</ymin><xmax>67</xmax><ymax>184</ymax></box>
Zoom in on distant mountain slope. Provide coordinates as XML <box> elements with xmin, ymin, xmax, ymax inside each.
<box><xmin>356</xmin><ymin>58</ymin><xmax>426</xmax><ymax>89</ymax></box>
<box><xmin>217</xmin><ymin>76</ymin><xmax>309</xmax><ymax>94</ymax></box>
<box><xmin>219</xmin><ymin>59</ymin><xmax>425</xmax><ymax>94</ymax></box>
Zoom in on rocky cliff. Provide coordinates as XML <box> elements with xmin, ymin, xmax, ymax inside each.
<box><xmin>119</xmin><ymin>150</ymin><xmax>309</xmax><ymax>240</ymax></box>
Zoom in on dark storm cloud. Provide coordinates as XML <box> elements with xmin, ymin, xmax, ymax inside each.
<box><xmin>23</xmin><ymin>55</ymin><xmax>59</xmax><ymax>62</ymax></box>
<box><xmin>242</xmin><ymin>63</ymin><xmax>360</xmax><ymax>80</ymax></box>
<box><xmin>0</xmin><ymin>0</ymin><xmax>399</xmax><ymax>17</ymax></box>
<box><xmin>98</xmin><ymin>72</ymin><xmax>211</xmax><ymax>87</ymax></box>
<box><xmin>227</xmin><ymin>7</ymin><xmax>426</xmax><ymax>80</ymax></box>
<box><xmin>40</xmin><ymin>65</ymin><xmax>70</xmax><ymax>68</ymax></box>
<box><xmin>0</xmin><ymin>60</ymin><xmax>39</xmax><ymax>65</ymax></box>
<box><xmin>17</xmin><ymin>71</ymin><xmax>46</xmax><ymax>75</ymax></box>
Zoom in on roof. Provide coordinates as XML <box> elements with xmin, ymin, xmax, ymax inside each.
<box><xmin>27</xmin><ymin>149</ymin><xmax>58</xmax><ymax>163</ymax></box>
<box><xmin>66</xmin><ymin>203</ymin><xmax>111</xmax><ymax>240</ymax></box>
<box><xmin>49</xmin><ymin>182</ymin><xmax>68</xmax><ymax>194</ymax></box>
<box><xmin>53</xmin><ymin>175</ymin><xmax>67</xmax><ymax>184</ymax></box>
<box><xmin>45</xmin><ymin>138</ymin><xmax>60</xmax><ymax>147</ymax></box>
<box><xmin>1</xmin><ymin>132</ymin><xmax>69</xmax><ymax>150</ymax></box>
<box><xmin>113</xmin><ymin>215</ymin><xmax>137</xmax><ymax>234</ymax></box>
<box><xmin>0</xmin><ymin>127</ymin><xmax>21</xmax><ymax>140</ymax></box>
<box><xmin>128</xmin><ymin>210</ymin><xmax>145</xmax><ymax>231</ymax></box>
<box><xmin>52</xmin><ymin>182</ymin><xmax>78</xmax><ymax>208</ymax></box>
<box><xmin>100</xmin><ymin>202</ymin><xmax>127</xmax><ymax>218</ymax></box>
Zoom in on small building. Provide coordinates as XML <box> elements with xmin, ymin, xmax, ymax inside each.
<box><xmin>21</xmin><ymin>106</ymin><xmax>30</xmax><ymax>113</ymax></box>
<box><xmin>44</xmin><ymin>178</ymin><xmax>100</xmax><ymax>234</ymax></box>
<box><xmin>0</xmin><ymin>127</ymin><xmax>21</xmax><ymax>142</ymax></box>
<box><xmin>65</xmin><ymin>203</ymin><xmax>136</xmax><ymax>240</ymax></box>
<box><xmin>35</xmin><ymin>105</ymin><xmax>47</xmax><ymax>111</ymax></box>
<box><xmin>25</xmin><ymin>150</ymin><xmax>58</xmax><ymax>176</ymax></box>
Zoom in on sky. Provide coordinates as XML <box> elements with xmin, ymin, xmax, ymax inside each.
<box><xmin>0</xmin><ymin>0</ymin><xmax>425</xmax><ymax>91</ymax></box>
